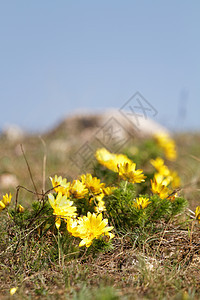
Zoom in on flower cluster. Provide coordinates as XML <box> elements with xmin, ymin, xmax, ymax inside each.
<box><xmin>2</xmin><ymin>134</ymin><xmax>190</xmax><ymax>253</ymax></box>
<box><xmin>154</xmin><ymin>133</ymin><xmax>177</xmax><ymax>161</ymax></box>
<box><xmin>49</xmin><ymin>173</ymin><xmax>115</xmax><ymax>214</ymax></box>
<box><xmin>96</xmin><ymin>148</ymin><xmax>146</xmax><ymax>184</ymax></box>
<box><xmin>94</xmin><ymin>145</ymin><xmax>188</xmax><ymax>235</ymax></box>
<box><xmin>48</xmin><ymin>173</ymin><xmax>115</xmax><ymax>247</ymax></box>
<box><xmin>95</xmin><ymin>147</ymin><xmax>133</xmax><ymax>172</ymax></box>
<box><xmin>95</xmin><ymin>147</ymin><xmax>181</xmax><ymax>209</ymax></box>
<box><xmin>150</xmin><ymin>157</ymin><xmax>180</xmax><ymax>200</ymax></box>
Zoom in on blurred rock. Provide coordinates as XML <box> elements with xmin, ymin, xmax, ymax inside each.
<box><xmin>46</xmin><ymin>109</ymin><xmax>168</xmax><ymax>144</ymax></box>
<box><xmin>2</xmin><ymin>124</ymin><xmax>25</xmax><ymax>142</ymax></box>
<box><xmin>101</xmin><ymin>109</ymin><xmax>168</xmax><ymax>137</ymax></box>
<box><xmin>0</xmin><ymin>173</ymin><xmax>18</xmax><ymax>188</ymax></box>
<box><xmin>49</xmin><ymin>139</ymin><xmax>71</xmax><ymax>153</ymax></box>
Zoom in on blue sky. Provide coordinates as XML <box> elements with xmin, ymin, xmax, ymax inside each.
<box><xmin>1</xmin><ymin>1</ymin><xmax>200</xmax><ymax>132</ymax></box>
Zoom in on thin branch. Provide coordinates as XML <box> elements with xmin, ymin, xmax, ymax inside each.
<box><xmin>20</xmin><ymin>144</ymin><xmax>39</xmax><ymax>198</ymax></box>
<box><xmin>39</xmin><ymin>136</ymin><xmax>47</xmax><ymax>194</ymax></box>
<box><xmin>190</xmin><ymin>154</ymin><xmax>200</xmax><ymax>163</ymax></box>
<box><xmin>16</xmin><ymin>185</ymin><xmax>42</xmax><ymax>196</ymax></box>
<box><xmin>15</xmin><ymin>186</ymin><xmax>20</xmax><ymax>212</ymax></box>
<box><xmin>15</xmin><ymin>184</ymin><xmax>59</xmax><ymax>197</ymax></box>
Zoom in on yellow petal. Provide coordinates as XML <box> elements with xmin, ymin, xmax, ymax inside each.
<box><xmin>79</xmin><ymin>239</ymin><xmax>86</xmax><ymax>247</ymax></box>
<box><xmin>55</xmin><ymin>217</ymin><xmax>61</xmax><ymax>230</ymax></box>
<box><xmin>48</xmin><ymin>193</ymin><xmax>55</xmax><ymax>209</ymax></box>
<box><xmin>0</xmin><ymin>201</ymin><xmax>6</xmax><ymax>211</ymax></box>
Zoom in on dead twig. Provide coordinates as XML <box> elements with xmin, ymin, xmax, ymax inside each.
<box><xmin>20</xmin><ymin>144</ymin><xmax>39</xmax><ymax>199</ymax></box>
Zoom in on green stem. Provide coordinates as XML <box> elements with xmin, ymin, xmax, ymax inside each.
<box><xmin>58</xmin><ymin>229</ymin><xmax>63</xmax><ymax>266</ymax></box>
<box><xmin>7</xmin><ymin>209</ymin><xmax>14</xmax><ymax>220</ymax></box>
<box><xmin>124</xmin><ymin>180</ymin><xmax>128</xmax><ymax>192</ymax></box>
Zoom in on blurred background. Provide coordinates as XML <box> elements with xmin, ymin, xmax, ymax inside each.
<box><xmin>0</xmin><ymin>1</ymin><xmax>200</xmax><ymax>133</ymax></box>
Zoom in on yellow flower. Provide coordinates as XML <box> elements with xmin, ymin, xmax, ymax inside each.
<box><xmin>154</xmin><ymin>133</ymin><xmax>177</xmax><ymax>161</ymax></box>
<box><xmin>18</xmin><ymin>204</ymin><xmax>25</xmax><ymax>213</ymax></box>
<box><xmin>164</xmin><ymin>142</ymin><xmax>177</xmax><ymax>161</ymax></box>
<box><xmin>94</xmin><ymin>192</ymin><xmax>105</xmax><ymax>201</ymax></box>
<box><xmin>195</xmin><ymin>206</ymin><xmax>200</xmax><ymax>223</ymax></box>
<box><xmin>102</xmin><ymin>186</ymin><xmax>117</xmax><ymax>195</ymax></box>
<box><xmin>150</xmin><ymin>157</ymin><xmax>170</xmax><ymax>176</ymax></box>
<box><xmin>67</xmin><ymin>212</ymin><xmax>114</xmax><ymax>248</ymax></box>
<box><xmin>133</xmin><ymin>196</ymin><xmax>151</xmax><ymax>209</ymax></box>
<box><xmin>50</xmin><ymin>175</ymin><xmax>71</xmax><ymax>196</ymax></box>
<box><xmin>2</xmin><ymin>193</ymin><xmax>12</xmax><ymax>205</ymax></box>
<box><xmin>95</xmin><ymin>148</ymin><xmax>116</xmax><ymax>166</ymax></box>
<box><xmin>117</xmin><ymin>162</ymin><xmax>146</xmax><ymax>183</ymax></box>
<box><xmin>78</xmin><ymin>212</ymin><xmax>114</xmax><ymax>247</ymax></box>
<box><xmin>66</xmin><ymin>218</ymin><xmax>80</xmax><ymax>237</ymax></box>
<box><xmin>151</xmin><ymin>174</ymin><xmax>171</xmax><ymax>199</ymax></box>
<box><xmin>89</xmin><ymin>193</ymin><xmax>106</xmax><ymax>213</ymax></box>
<box><xmin>150</xmin><ymin>157</ymin><xmax>181</xmax><ymax>190</ymax></box>
<box><xmin>48</xmin><ymin>192</ymin><xmax>77</xmax><ymax>219</ymax></box>
<box><xmin>10</xmin><ymin>287</ymin><xmax>18</xmax><ymax>295</ymax></box>
<box><xmin>169</xmin><ymin>170</ymin><xmax>181</xmax><ymax>189</ymax></box>
<box><xmin>95</xmin><ymin>148</ymin><xmax>132</xmax><ymax>172</ymax></box>
<box><xmin>113</xmin><ymin>154</ymin><xmax>133</xmax><ymax>172</ymax></box>
<box><xmin>95</xmin><ymin>200</ymin><xmax>106</xmax><ymax>213</ymax></box>
<box><xmin>70</xmin><ymin>180</ymin><xmax>88</xmax><ymax>199</ymax></box>
<box><xmin>80</xmin><ymin>173</ymin><xmax>105</xmax><ymax>195</ymax></box>
<box><xmin>0</xmin><ymin>193</ymin><xmax>12</xmax><ymax>211</ymax></box>
<box><xmin>155</xmin><ymin>173</ymin><xmax>172</xmax><ymax>186</ymax></box>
